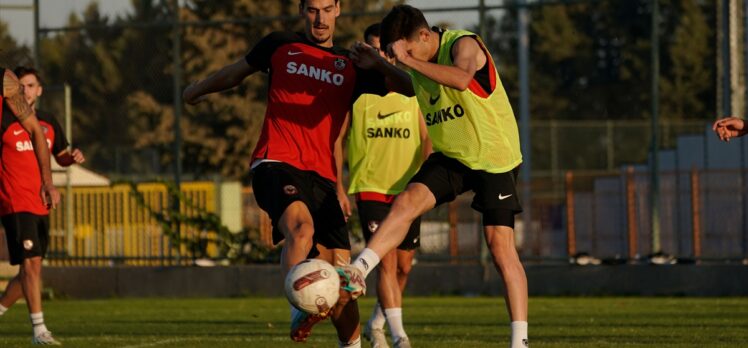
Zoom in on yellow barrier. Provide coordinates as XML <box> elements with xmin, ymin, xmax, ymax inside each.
<box><xmin>47</xmin><ymin>182</ymin><xmax>216</xmax><ymax>266</ymax></box>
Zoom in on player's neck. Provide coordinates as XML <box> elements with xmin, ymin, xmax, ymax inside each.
<box><xmin>427</xmin><ymin>29</ymin><xmax>440</xmax><ymax>62</ymax></box>
<box><xmin>304</xmin><ymin>32</ymin><xmax>334</xmax><ymax>48</ymax></box>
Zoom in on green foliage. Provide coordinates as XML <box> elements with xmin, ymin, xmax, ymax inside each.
<box><xmin>126</xmin><ymin>180</ymin><xmax>278</xmax><ymax>263</ymax></box>
<box><xmin>486</xmin><ymin>0</ymin><xmax>715</xmax><ymax>122</ymax></box>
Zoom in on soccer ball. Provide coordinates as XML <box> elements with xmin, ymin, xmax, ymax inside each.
<box><xmin>285</xmin><ymin>259</ymin><xmax>341</xmax><ymax>314</ymax></box>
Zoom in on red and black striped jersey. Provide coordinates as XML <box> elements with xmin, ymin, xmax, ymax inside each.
<box><xmin>245</xmin><ymin>31</ymin><xmax>386</xmax><ymax>182</ymax></box>
<box><xmin>0</xmin><ymin>107</ymin><xmax>68</xmax><ymax>216</ymax></box>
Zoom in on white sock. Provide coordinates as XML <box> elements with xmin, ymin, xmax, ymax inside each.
<box><xmin>368</xmin><ymin>302</ymin><xmax>386</xmax><ymax>329</ymax></box>
<box><xmin>384</xmin><ymin>307</ymin><xmax>407</xmax><ymax>341</ymax></box>
<box><xmin>0</xmin><ymin>304</ymin><xmax>7</xmax><ymax>315</ymax></box>
<box><xmin>510</xmin><ymin>321</ymin><xmax>528</xmax><ymax>348</ymax></box>
<box><xmin>30</xmin><ymin>312</ymin><xmax>48</xmax><ymax>337</ymax></box>
<box><xmin>339</xmin><ymin>335</ymin><xmax>361</xmax><ymax>348</ymax></box>
<box><xmin>353</xmin><ymin>248</ymin><xmax>380</xmax><ymax>278</ymax></box>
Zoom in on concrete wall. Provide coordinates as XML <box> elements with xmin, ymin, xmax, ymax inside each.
<box><xmin>41</xmin><ymin>264</ymin><xmax>748</xmax><ymax>299</ymax></box>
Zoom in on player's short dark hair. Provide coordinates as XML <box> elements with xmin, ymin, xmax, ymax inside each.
<box><xmin>299</xmin><ymin>0</ymin><xmax>339</xmax><ymax>8</ymax></box>
<box><xmin>13</xmin><ymin>66</ymin><xmax>43</xmax><ymax>86</ymax></box>
<box><xmin>364</xmin><ymin>23</ymin><xmax>381</xmax><ymax>44</ymax></box>
<box><xmin>380</xmin><ymin>5</ymin><xmax>430</xmax><ymax>50</ymax></box>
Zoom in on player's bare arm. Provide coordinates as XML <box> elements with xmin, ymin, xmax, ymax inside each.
<box><xmin>350</xmin><ymin>42</ymin><xmax>415</xmax><ymax>97</ymax></box>
<box><xmin>183</xmin><ymin>58</ymin><xmax>258</xmax><ymax>105</ymax></box>
<box><xmin>335</xmin><ymin>112</ymin><xmax>352</xmax><ymax>219</ymax></box>
<box><xmin>418</xmin><ymin>110</ymin><xmax>433</xmax><ymax>160</ymax></box>
<box><xmin>3</xmin><ymin>69</ymin><xmax>59</xmax><ymax>208</ymax></box>
<box><xmin>391</xmin><ymin>36</ymin><xmax>485</xmax><ymax>91</ymax></box>
<box><xmin>55</xmin><ymin>148</ymin><xmax>86</xmax><ymax>167</ymax></box>
<box><xmin>713</xmin><ymin>117</ymin><xmax>747</xmax><ymax>142</ymax></box>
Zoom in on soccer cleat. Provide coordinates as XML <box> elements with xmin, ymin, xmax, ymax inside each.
<box><xmin>2</xmin><ymin>69</ymin><xmax>20</xmax><ymax>98</ymax></box>
<box><xmin>393</xmin><ymin>336</ymin><xmax>411</xmax><ymax>348</ymax></box>
<box><xmin>32</xmin><ymin>331</ymin><xmax>61</xmax><ymax>345</ymax></box>
<box><xmin>336</xmin><ymin>265</ymin><xmax>366</xmax><ymax>300</ymax></box>
<box><xmin>363</xmin><ymin>322</ymin><xmax>389</xmax><ymax>348</ymax></box>
<box><xmin>289</xmin><ymin>308</ymin><xmax>331</xmax><ymax>342</ymax></box>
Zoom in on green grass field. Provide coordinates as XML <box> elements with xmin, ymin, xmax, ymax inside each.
<box><xmin>0</xmin><ymin>297</ymin><xmax>746</xmax><ymax>347</ymax></box>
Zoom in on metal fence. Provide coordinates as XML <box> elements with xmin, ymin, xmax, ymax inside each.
<box><xmin>40</xmin><ymin>182</ymin><xmax>217</xmax><ymax>266</ymax></box>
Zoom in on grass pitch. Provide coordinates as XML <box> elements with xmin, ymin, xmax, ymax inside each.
<box><xmin>0</xmin><ymin>297</ymin><xmax>745</xmax><ymax>347</ymax></box>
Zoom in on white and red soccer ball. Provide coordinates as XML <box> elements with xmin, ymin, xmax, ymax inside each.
<box><xmin>285</xmin><ymin>259</ymin><xmax>340</xmax><ymax>314</ymax></box>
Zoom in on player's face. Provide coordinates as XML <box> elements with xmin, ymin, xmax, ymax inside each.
<box><xmin>404</xmin><ymin>28</ymin><xmax>434</xmax><ymax>62</ymax></box>
<box><xmin>366</xmin><ymin>35</ymin><xmax>392</xmax><ymax>62</ymax></box>
<box><xmin>19</xmin><ymin>74</ymin><xmax>42</xmax><ymax>107</ymax></box>
<box><xmin>300</xmin><ymin>0</ymin><xmax>340</xmax><ymax>46</ymax></box>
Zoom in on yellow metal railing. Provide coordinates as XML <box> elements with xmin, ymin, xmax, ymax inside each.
<box><xmin>46</xmin><ymin>182</ymin><xmax>216</xmax><ymax>266</ymax></box>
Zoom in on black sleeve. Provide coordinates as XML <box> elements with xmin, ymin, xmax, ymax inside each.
<box><xmin>47</xmin><ymin>113</ymin><xmax>69</xmax><ymax>155</ymax></box>
<box><xmin>352</xmin><ymin>67</ymin><xmax>388</xmax><ymax>103</ymax></box>
<box><xmin>245</xmin><ymin>31</ymin><xmax>295</xmax><ymax>72</ymax></box>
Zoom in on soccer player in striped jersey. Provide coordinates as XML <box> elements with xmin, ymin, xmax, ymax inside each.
<box><xmin>345</xmin><ymin>5</ymin><xmax>529</xmax><ymax>348</ymax></box>
<box><xmin>344</xmin><ymin>23</ymin><xmax>431</xmax><ymax>348</ymax></box>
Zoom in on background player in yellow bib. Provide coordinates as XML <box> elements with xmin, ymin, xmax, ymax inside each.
<box><xmin>345</xmin><ymin>24</ymin><xmax>431</xmax><ymax>348</ymax></box>
<box><xmin>346</xmin><ymin>5</ymin><xmax>528</xmax><ymax>348</ymax></box>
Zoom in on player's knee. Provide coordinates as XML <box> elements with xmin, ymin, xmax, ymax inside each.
<box><xmin>397</xmin><ymin>262</ymin><xmax>412</xmax><ymax>277</ymax></box>
<box><xmin>21</xmin><ymin>258</ymin><xmax>42</xmax><ymax>277</ymax></box>
<box><xmin>283</xmin><ymin>220</ymin><xmax>314</xmax><ymax>244</ymax></box>
<box><xmin>390</xmin><ymin>192</ymin><xmax>421</xmax><ymax>221</ymax></box>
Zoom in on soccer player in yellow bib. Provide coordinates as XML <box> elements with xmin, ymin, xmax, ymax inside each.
<box><xmin>345</xmin><ymin>5</ymin><xmax>528</xmax><ymax>348</ymax></box>
<box><xmin>345</xmin><ymin>23</ymin><xmax>431</xmax><ymax>348</ymax></box>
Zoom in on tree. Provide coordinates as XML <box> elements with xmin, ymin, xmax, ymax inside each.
<box><xmin>0</xmin><ymin>21</ymin><xmax>33</xmax><ymax>71</ymax></box>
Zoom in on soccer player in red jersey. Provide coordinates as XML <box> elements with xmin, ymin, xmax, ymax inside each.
<box><xmin>183</xmin><ymin>1</ymin><xmax>409</xmax><ymax>346</ymax></box>
<box><xmin>0</xmin><ymin>67</ymin><xmax>69</xmax><ymax>345</ymax></box>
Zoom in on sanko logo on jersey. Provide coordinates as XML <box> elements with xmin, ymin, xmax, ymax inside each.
<box><xmin>425</xmin><ymin>104</ymin><xmax>466</xmax><ymax>126</ymax></box>
<box><xmin>15</xmin><ymin>139</ymin><xmax>52</xmax><ymax>152</ymax></box>
<box><xmin>366</xmin><ymin>127</ymin><xmax>412</xmax><ymax>139</ymax></box>
<box><xmin>286</xmin><ymin>62</ymin><xmax>345</xmax><ymax>86</ymax></box>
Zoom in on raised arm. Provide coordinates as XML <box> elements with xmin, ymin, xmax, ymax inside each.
<box><xmin>3</xmin><ymin>69</ymin><xmax>59</xmax><ymax>208</ymax></box>
<box><xmin>183</xmin><ymin>58</ymin><xmax>258</xmax><ymax>105</ymax></box>
<box><xmin>350</xmin><ymin>42</ymin><xmax>415</xmax><ymax>97</ymax></box>
<box><xmin>390</xmin><ymin>36</ymin><xmax>486</xmax><ymax>91</ymax></box>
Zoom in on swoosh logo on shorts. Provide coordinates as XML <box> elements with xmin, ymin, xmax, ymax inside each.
<box><xmin>499</xmin><ymin>194</ymin><xmax>513</xmax><ymax>200</ymax></box>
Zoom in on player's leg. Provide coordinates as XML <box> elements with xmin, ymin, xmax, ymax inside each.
<box><xmin>0</xmin><ymin>214</ymin><xmax>25</xmax><ymax>315</ymax></box>
<box><xmin>395</xmin><ymin>249</ymin><xmax>415</xmax><ymax>292</ymax></box>
<box><xmin>251</xmin><ymin>163</ymin><xmax>316</xmax><ymax>276</ymax></box>
<box><xmin>316</xmin><ymin>246</ymin><xmax>362</xmax><ymax>347</ymax></box>
<box><xmin>278</xmin><ymin>201</ymin><xmax>315</xmax><ymax>274</ymax></box>
<box><xmin>473</xmin><ymin>167</ymin><xmax>527</xmax><ymax>348</ymax></box>
<box><xmin>347</xmin><ymin>154</ymin><xmax>463</xmax><ymax>294</ymax></box>
<box><xmin>484</xmin><ymin>224</ymin><xmax>528</xmax><ymax>348</ymax></box>
<box><xmin>383</xmin><ymin>219</ymin><xmax>419</xmax><ymax>348</ymax></box>
<box><xmin>0</xmin><ymin>275</ymin><xmax>24</xmax><ymax>313</ymax></box>
<box><xmin>252</xmin><ymin>163</ymin><xmax>326</xmax><ymax>342</ymax></box>
<box><xmin>355</xmin><ymin>183</ymin><xmax>435</xmax><ymax>275</ymax></box>
<box><xmin>16</xmin><ymin>214</ymin><xmax>59</xmax><ymax>345</ymax></box>
<box><xmin>357</xmin><ymin>200</ymin><xmax>391</xmax><ymax>348</ymax></box>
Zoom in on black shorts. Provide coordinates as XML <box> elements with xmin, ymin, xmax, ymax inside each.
<box><xmin>409</xmin><ymin>152</ymin><xmax>522</xmax><ymax>227</ymax></box>
<box><xmin>251</xmin><ymin>162</ymin><xmax>349</xmax><ymax>256</ymax></box>
<box><xmin>357</xmin><ymin>199</ymin><xmax>421</xmax><ymax>250</ymax></box>
<box><xmin>1</xmin><ymin>213</ymin><xmax>50</xmax><ymax>265</ymax></box>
